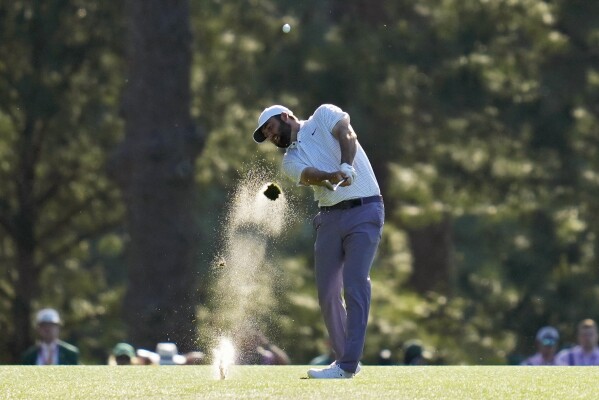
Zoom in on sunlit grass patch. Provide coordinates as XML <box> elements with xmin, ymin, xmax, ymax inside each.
<box><xmin>2</xmin><ymin>365</ymin><xmax>599</xmax><ymax>399</ymax></box>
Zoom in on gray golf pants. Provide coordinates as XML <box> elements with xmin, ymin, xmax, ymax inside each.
<box><xmin>312</xmin><ymin>199</ymin><xmax>384</xmax><ymax>373</ymax></box>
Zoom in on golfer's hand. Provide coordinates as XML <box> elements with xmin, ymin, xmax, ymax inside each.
<box><xmin>322</xmin><ymin>172</ymin><xmax>349</xmax><ymax>191</ymax></box>
<box><xmin>339</xmin><ymin>163</ymin><xmax>356</xmax><ymax>185</ymax></box>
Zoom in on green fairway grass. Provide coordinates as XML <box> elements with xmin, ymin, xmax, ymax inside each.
<box><xmin>2</xmin><ymin>365</ymin><xmax>599</xmax><ymax>399</ymax></box>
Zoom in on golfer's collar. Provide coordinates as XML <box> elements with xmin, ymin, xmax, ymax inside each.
<box><xmin>289</xmin><ymin>121</ymin><xmax>305</xmax><ymax>149</ymax></box>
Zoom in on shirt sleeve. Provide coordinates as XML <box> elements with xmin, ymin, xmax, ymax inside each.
<box><xmin>314</xmin><ymin>104</ymin><xmax>349</xmax><ymax>135</ymax></box>
<box><xmin>282</xmin><ymin>153</ymin><xmax>308</xmax><ymax>185</ymax></box>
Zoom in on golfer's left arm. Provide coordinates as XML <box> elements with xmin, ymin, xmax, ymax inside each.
<box><xmin>332</xmin><ymin>116</ymin><xmax>357</xmax><ymax>166</ymax></box>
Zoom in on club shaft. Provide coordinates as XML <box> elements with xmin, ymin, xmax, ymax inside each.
<box><xmin>332</xmin><ymin>178</ymin><xmax>348</xmax><ymax>190</ymax></box>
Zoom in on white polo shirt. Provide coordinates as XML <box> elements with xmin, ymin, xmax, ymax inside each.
<box><xmin>281</xmin><ymin>104</ymin><xmax>380</xmax><ymax>207</ymax></box>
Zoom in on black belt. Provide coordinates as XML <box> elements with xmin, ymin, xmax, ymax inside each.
<box><xmin>319</xmin><ymin>195</ymin><xmax>382</xmax><ymax>211</ymax></box>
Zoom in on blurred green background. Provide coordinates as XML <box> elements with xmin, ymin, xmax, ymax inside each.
<box><xmin>1</xmin><ymin>0</ymin><xmax>599</xmax><ymax>365</ymax></box>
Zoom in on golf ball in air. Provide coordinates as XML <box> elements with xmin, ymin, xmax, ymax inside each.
<box><xmin>282</xmin><ymin>23</ymin><xmax>291</xmax><ymax>33</ymax></box>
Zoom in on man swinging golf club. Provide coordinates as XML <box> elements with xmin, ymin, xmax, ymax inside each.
<box><xmin>253</xmin><ymin>104</ymin><xmax>384</xmax><ymax>378</ymax></box>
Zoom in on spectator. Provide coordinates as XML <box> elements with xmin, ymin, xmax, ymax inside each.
<box><xmin>136</xmin><ymin>348</ymin><xmax>160</xmax><ymax>365</ymax></box>
<box><xmin>20</xmin><ymin>308</ymin><xmax>79</xmax><ymax>365</ymax></box>
<box><xmin>237</xmin><ymin>330</ymin><xmax>290</xmax><ymax>365</ymax></box>
<box><xmin>184</xmin><ymin>351</ymin><xmax>206</xmax><ymax>365</ymax></box>
<box><xmin>556</xmin><ymin>319</ymin><xmax>599</xmax><ymax>366</ymax></box>
<box><xmin>520</xmin><ymin>326</ymin><xmax>560</xmax><ymax>366</ymax></box>
<box><xmin>309</xmin><ymin>340</ymin><xmax>335</xmax><ymax>365</ymax></box>
<box><xmin>109</xmin><ymin>342</ymin><xmax>136</xmax><ymax>366</ymax></box>
<box><xmin>156</xmin><ymin>342</ymin><xmax>187</xmax><ymax>365</ymax></box>
<box><xmin>309</xmin><ymin>351</ymin><xmax>335</xmax><ymax>366</ymax></box>
<box><xmin>403</xmin><ymin>340</ymin><xmax>429</xmax><ymax>365</ymax></box>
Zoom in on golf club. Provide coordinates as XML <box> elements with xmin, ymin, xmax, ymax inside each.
<box><xmin>324</xmin><ymin>177</ymin><xmax>348</xmax><ymax>191</ymax></box>
<box><xmin>332</xmin><ymin>177</ymin><xmax>348</xmax><ymax>191</ymax></box>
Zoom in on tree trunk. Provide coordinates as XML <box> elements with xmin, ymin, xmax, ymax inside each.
<box><xmin>407</xmin><ymin>216</ymin><xmax>453</xmax><ymax>295</ymax></box>
<box><xmin>114</xmin><ymin>0</ymin><xmax>203</xmax><ymax>352</ymax></box>
<box><xmin>11</xmin><ymin>117</ymin><xmax>41</xmax><ymax>362</ymax></box>
<box><xmin>11</xmin><ymin>232</ymin><xmax>38</xmax><ymax>363</ymax></box>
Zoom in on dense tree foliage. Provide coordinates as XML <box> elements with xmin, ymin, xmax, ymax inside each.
<box><xmin>1</xmin><ymin>0</ymin><xmax>598</xmax><ymax>364</ymax></box>
<box><xmin>0</xmin><ymin>0</ymin><xmax>125</xmax><ymax>362</ymax></box>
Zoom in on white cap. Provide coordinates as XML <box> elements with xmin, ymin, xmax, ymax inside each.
<box><xmin>36</xmin><ymin>308</ymin><xmax>61</xmax><ymax>325</ymax></box>
<box><xmin>156</xmin><ymin>342</ymin><xmax>187</xmax><ymax>365</ymax></box>
<box><xmin>536</xmin><ymin>326</ymin><xmax>559</xmax><ymax>345</ymax></box>
<box><xmin>253</xmin><ymin>105</ymin><xmax>293</xmax><ymax>143</ymax></box>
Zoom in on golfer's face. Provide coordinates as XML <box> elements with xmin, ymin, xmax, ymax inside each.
<box><xmin>262</xmin><ymin>116</ymin><xmax>291</xmax><ymax>148</ymax></box>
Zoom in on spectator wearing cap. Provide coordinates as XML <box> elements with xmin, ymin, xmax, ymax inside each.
<box><xmin>556</xmin><ymin>319</ymin><xmax>599</xmax><ymax>366</ymax></box>
<box><xmin>236</xmin><ymin>330</ymin><xmax>291</xmax><ymax>366</ymax></box>
<box><xmin>403</xmin><ymin>340</ymin><xmax>431</xmax><ymax>365</ymax></box>
<box><xmin>109</xmin><ymin>343</ymin><xmax>136</xmax><ymax>365</ymax></box>
<box><xmin>520</xmin><ymin>326</ymin><xmax>560</xmax><ymax>366</ymax></box>
<box><xmin>309</xmin><ymin>339</ymin><xmax>335</xmax><ymax>366</ymax></box>
<box><xmin>20</xmin><ymin>308</ymin><xmax>79</xmax><ymax>365</ymax></box>
<box><xmin>156</xmin><ymin>342</ymin><xmax>187</xmax><ymax>365</ymax></box>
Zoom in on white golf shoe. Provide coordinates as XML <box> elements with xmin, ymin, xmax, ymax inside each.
<box><xmin>307</xmin><ymin>363</ymin><xmax>357</xmax><ymax>379</ymax></box>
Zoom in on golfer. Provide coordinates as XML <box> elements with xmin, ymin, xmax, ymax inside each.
<box><xmin>253</xmin><ymin>104</ymin><xmax>384</xmax><ymax>379</ymax></box>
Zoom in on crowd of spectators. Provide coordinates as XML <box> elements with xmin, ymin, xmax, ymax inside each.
<box><xmin>520</xmin><ymin>319</ymin><xmax>599</xmax><ymax>366</ymax></box>
<box><xmin>18</xmin><ymin>308</ymin><xmax>599</xmax><ymax>367</ymax></box>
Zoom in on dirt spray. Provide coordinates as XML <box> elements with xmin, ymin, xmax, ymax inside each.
<box><xmin>209</xmin><ymin>172</ymin><xmax>289</xmax><ymax>378</ymax></box>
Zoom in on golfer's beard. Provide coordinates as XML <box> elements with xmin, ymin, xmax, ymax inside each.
<box><xmin>274</xmin><ymin>123</ymin><xmax>292</xmax><ymax>148</ymax></box>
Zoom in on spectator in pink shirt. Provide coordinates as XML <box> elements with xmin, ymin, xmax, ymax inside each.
<box><xmin>521</xmin><ymin>326</ymin><xmax>560</xmax><ymax>365</ymax></box>
<box><xmin>556</xmin><ymin>319</ymin><xmax>599</xmax><ymax>366</ymax></box>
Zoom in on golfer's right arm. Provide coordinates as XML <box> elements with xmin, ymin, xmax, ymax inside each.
<box><xmin>283</xmin><ymin>155</ymin><xmax>343</xmax><ymax>188</ymax></box>
<box><xmin>300</xmin><ymin>167</ymin><xmax>345</xmax><ymax>188</ymax></box>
